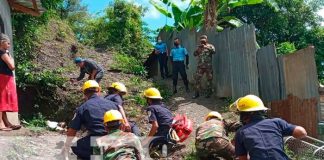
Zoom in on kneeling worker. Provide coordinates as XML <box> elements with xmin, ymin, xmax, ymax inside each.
<box><xmin>105</xmin><ymin>82</ymin><xmax>141</xmax><ymax>136</ymax></box>
<box><xmin>62</xmin><ymin>80</ymin><xmax>118</xmax><ymax>160</ymax></box>
<box><xmin>196</xmin><ymin>111</ymin><xmax>238</xmax><ymax>160</ymax></box>
<box><xmin>144</xmin><ymin>88</ymin><xmax>173</xmax><ymax>140</ymax></box>
<box><xmin>71</xmin><ymin>57</ymin><xmax>104</xmax><ymax>83</ymax></box>
<box><xmin>232</xmin><ymin>95</ymin><xmax>307</xmax><ymax>160</ymax></box>
<box><xmin>95</xmin><ymin>110</ymin><xmax>144</xmax><ymax>160</ymax></box>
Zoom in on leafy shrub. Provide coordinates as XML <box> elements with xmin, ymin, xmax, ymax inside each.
<box><xmin>277</xmin><ymin>42</ymin><xmax>297</xmax><ymax>55</ymax></box>
<box><xmin>111</xmin><ymin>53</ymin><xmax>147</xmax><ymax>76</ymax></box>
<box><xmin>16</xmin><ymin>62</ymin><xmax>66</xmax><ymax>90</ymax></box>
<box><xmin>22</xmin><ymin>113</ymin><xmax>47</xmax><ymax>128</ymax></box>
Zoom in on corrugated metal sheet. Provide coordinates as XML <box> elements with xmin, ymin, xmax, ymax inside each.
<box><xmin>214</xmin><ymin>28</ymin><xmax>232</xmax><ymax>97</ymax></box>
<box><xmin>229</xmin><ymin>24</ymin><xmax>259</xmax><ymax>99</ymax></box>
<box><xmin>270</xmin><ymin>95</ymin><xmax>318</xmax><ymax>137</ymax></box>
<box><xmin>257</xmin><ymin>45</ymin><xmax>280</xmax><ymax>104</ymax></box>
<box><xmin>278</xmin><ymin>47</ymin><xmax>321</xmax><ymax>121</ymax></box>
<box><xmin>278</xmin><ymin>46</ymin><xmax>319</xmax><ymax>99</ymax></box>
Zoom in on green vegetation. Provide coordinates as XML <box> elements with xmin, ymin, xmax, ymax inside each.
<box><xmin>22</xmin><ymin>113</ymin><xmax>47</xmax><ymax>128</ymax></box>
<box><xmin>72</xmin><ymin>0</ymin><xmax>153</xmax><ymax>58</ymax></box>
<box><xmin>111</xmin><ymin>53</ymin><xmax>148</xmax><ymax>76</ymax></box>
<box><xmin>150</xmin><ymin>0</ymin><xmax>274</xmax><ymax>31</ymax></box>
<box><xmin>277</xmin><ymin>42</ymin><xmax>297</xmax><ymax>55</ymax></box>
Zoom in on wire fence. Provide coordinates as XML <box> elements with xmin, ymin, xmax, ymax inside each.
<box><xmin>284</xmin><ymin>136</ymin><xmax>324</xmax><ymax>159</ymax></box>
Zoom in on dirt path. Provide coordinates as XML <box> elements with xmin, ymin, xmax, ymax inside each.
<box><xmin>156</xmin><ymin>78</ymin><xmax>231</xmax><ymax>159</ymax></box>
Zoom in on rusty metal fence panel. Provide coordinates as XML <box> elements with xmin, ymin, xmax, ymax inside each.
<box><xmin>270</xmin><ymin>95</ymin><xmax>318</xmax><ymax>137</ymax></box>
<box><xmin>257</xmin><ymin>44</ymin><xmax>280</xmax><ymax>104</ymax></box>
<box><xmin>278</xmin><ymin>46</ymin><xmax>319</xmax><ymax>100</ymax></box>
<box><xmin>277</xmin><ymin>46</ymin><xmax>321</xmax><ymax>122</ymax></box>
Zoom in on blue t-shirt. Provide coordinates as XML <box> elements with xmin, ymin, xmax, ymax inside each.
<box><xmin>155</xmin><ymin>42</ymin><xmax>167</xmax><ymax>54</ymax></box>
<box><xmin>0</xmin><ymin>50</ymin><xmax>13</xmax><ymax>76</ymax></box>
<box><xmin>170</xmin><ymin>46</ymin><xmax>187</xmax><ymax>61</ymax></box>
<box><xmin>69</xmin><ymin>94</ymin><xmax>118</xmax><ymax>135</ymax></box>
<box><xmin>235</xmin><ymin>118</ymin><xmax>296</xmax><ymax>160</ymax></box>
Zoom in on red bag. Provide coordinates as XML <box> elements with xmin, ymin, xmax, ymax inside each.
<box><xmin>171</xmin><ymin>114</ymin><xmax>193</xmax><ymax>142</ymax></box>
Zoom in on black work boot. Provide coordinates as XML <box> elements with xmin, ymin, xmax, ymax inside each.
<box><xmin>185</xmin><ymin>86</ymin><xmax>190</xmax><ymax>93</ymax></box>
<box><xmin>192</xmin><ymin>92</ymin><xmax>199</xmax><ymax>99</ymax></box>
<box><xmin>173</xmin><ymin>86</ymin><xmax>177</xmax><ymax>94</ymax></box>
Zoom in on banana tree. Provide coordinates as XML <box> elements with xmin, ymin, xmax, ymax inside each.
<box><xmin>149</xmin><ymin>0</ymin><xmax>277</xmax><ymax>31</ymax></box>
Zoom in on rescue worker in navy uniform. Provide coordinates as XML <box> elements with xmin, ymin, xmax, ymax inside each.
<box><xmin>170</xmin><ymin>38</ymin><xmax>190</xmax><ymax>94</ymax></box>
<box><xmin>62</xmin><ymin>80</ymin><xmax>118</xmax><ymax>160</ymax></box>
<box><xmin>104</xmin><ymin>82</ymin><xmax>141</xmax><ymax>136</ymax></box>
<box><xmin>143</xmin><ymin>88</ymin><xmax>173</xmax><ymax>147</ymax></box>
<box><xmin>232</xmin><ymin>95</ymin><xmax>307</xmax><ymax>160</ymax></box>
<box><xmin>70</xmin><ymin>57</ymin><xmax>104</xmax><ymax>83</ymax></box>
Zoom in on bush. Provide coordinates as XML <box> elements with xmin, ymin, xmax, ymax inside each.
<box><xmin>277</xmin><ymin>42</ymin><xmax>297</xmax><ymax>55</ymax></box>
<box><xmin>22</xmin><ymin>113</ymin><xmax>47</xmax><ymax>128</ymax></box>
<box><xmin>111</xmin><ymin>53</ymin><xmax>147</xmax><ymax>76</ymax></box>
<box><xmin>16</xmin><ymin>62</ymin><xmax>66</xmax><ymax>90</ymax></box>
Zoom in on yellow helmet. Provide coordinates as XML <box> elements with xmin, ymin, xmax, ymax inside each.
<box><xmin>82</xmin><ymin>80</ymin><xmax>100</xmax><ymax>92</ymax></box>
<box><xmin>109</xmin><ymin>82</ymin><xmax>127</xmax><ymax>93</ymax></box>
<box><xmin>230</xmin><ymin>95</ymin><xmax>268</xmax><ymax>112</ymax></box>
<box><xmin>103</xmin><ymin>110</ymin><xmax>123</xmax><ymax>124</ymax></box>
<box><xmin>205</xmin><ymin>111</ymin><xmax>223</xmax><ymax>121</ymax></box>
<box><xmin>143</xmin><ymin>87</ymin><xmax>163</xmax><ymax>99</ymax></box>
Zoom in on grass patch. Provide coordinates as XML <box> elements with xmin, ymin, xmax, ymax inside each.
<box><xmin>153</xmin><ymin>82</ymin><xmax>173</xmax><ymax>101</ymax></box>
<box><xmin>111</xmin><ymin>53</ymin><xmax>147</xmax><ymax>76</ymax></box>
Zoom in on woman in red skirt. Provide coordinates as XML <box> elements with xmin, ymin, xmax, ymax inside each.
<box><xmin>0</xmin><ymin>33</ymin><xmax>20</xmax><ymax>131</ymax></box>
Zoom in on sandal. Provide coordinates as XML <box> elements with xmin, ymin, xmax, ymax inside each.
<box><xmin>9</xmin><ymin>125</ymin><xmax>21</xmax><ymax>130</ymax></box>
<box><xmin>0</xmin><ymin>127</ymin><xmax>12</xmax><ymax>131</ymax></box>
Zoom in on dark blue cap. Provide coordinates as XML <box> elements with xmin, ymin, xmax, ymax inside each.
<box><xmin>74</xmin><ymin>57</ymin><xmax>83</xmax><ymax>64</ymax></box>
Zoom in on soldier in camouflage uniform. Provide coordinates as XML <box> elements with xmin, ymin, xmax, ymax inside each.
<box><xmin>195</xmin><ymin>111</ymin><xmax>241</xmax><ymax>160</ymax></box>
<box><xmin>193</xmin><ymin>35</ymin><xmax>216</xmax><ymax>99</ymax></box>
<box><xmin>96</xmin><ymin>110</ymin><xmax>145</xmax><ymax>160</ymax></box>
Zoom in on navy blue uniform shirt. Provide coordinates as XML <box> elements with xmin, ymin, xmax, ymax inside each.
<box><xmin>69</xmin><ymin>94</ymin><xmax>118</xmax><ymax>136</ymax></box>
<box><xmin>0</xmin><ymin>50</ymin><xmax>13</xmax><ymax>76</ymax></box>
<box><xmin>146</xmin><ymin>103</ymin><xmax>173</xmax><ymax>127</ymax></box>
<box><xmin>104</xmin><ymin>94</ymin><xmax>123</xmax><ymax>106</ymax></box>
<box><xmin>235</xmin><ymin>117</ymin><xmax>296</xmax><ymax>160</ymax></box>
<box><xmin>77</xmin><ymin>59</ymin><xmax>103</xmax><ymax>81</ymax></box>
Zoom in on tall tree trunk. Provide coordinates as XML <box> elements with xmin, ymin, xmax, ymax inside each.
<box><xmin>204</xmin><ymin>0</ymin><xmax>218</xmax><ymax>31</ymax></box>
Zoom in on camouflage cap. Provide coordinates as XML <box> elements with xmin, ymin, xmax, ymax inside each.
<box><xmin>200</xmin><ymin>35</ymin><xmax>208</xmax><ymax>40</ymax></box>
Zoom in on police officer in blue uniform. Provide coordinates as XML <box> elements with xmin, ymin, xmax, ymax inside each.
<box><xmin>62</xmin><ymin>80</ymin><xmax>118</xmax><ymax>160</ymax></box>
<box><xmin>170</xmin><ymin>38</ymin><xmax>189</xmax><ymax>94</ymax></box>
<box><xmin>104</xmin><ymin>82</ymin><xmax>141</xmax><ymax>136</ymax></box>
<box><xmin>232</xmin><ymin>95</ymin><xmax>307</xmax><ymax>160</ymax></box>
<box><xmin>155</xmin><ymin>36</ymin><xmax>169</xmax><ymax>79</ymax></box>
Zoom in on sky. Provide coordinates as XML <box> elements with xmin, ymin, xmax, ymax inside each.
<box><xmin>82</xmin><ymin>0</ymin><xmax>324</xmax><ymax>30</ymax></box>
